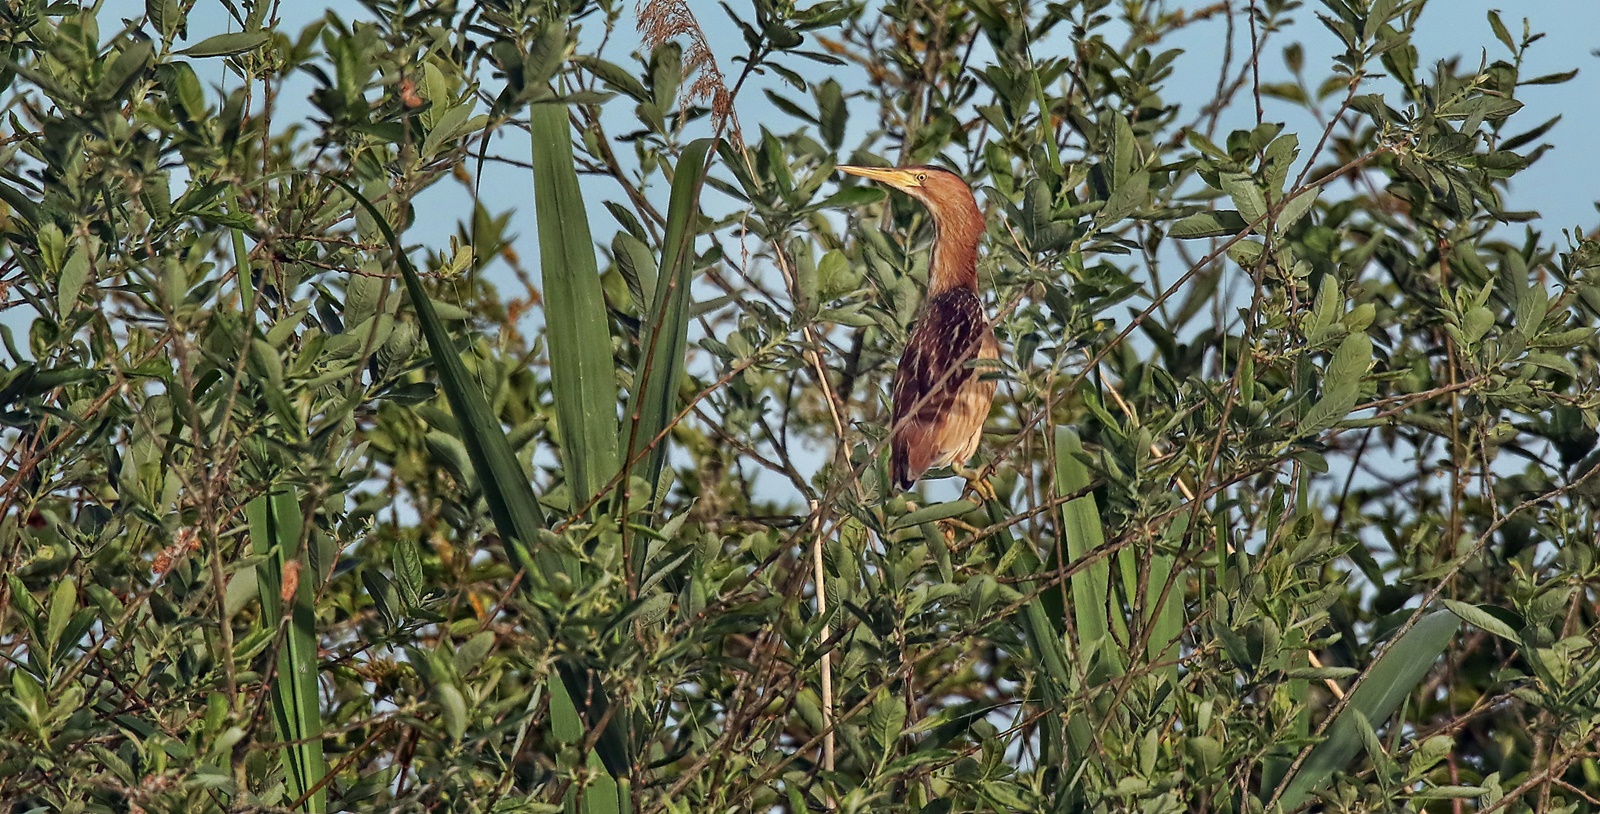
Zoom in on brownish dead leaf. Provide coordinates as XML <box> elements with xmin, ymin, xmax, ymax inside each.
<box><xmin>280</xmin><ymin>560</ymin><xmax>302</xmax><ymax>603</ymax></box>
<box><xmin>152</xmin><ymin>527</ymin><xmax>200</xmax><ymax>578</ymax></box>
<box><xmin>399</xmin><ymin>76</ymin><xmax>424</xmax><ymax>109</ymax></box>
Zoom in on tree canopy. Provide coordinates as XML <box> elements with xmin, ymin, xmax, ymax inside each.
<box><xmin>2</xmin><ymin>0</ymin><xmax>1599</xmax><ymax>811</ymax></box>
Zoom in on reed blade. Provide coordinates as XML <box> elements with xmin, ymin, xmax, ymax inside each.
<box><xmin>247</xmin><ymin>489</ymin><xmax>327</xmax><ymax>812</ymax></box>
<box><xmin>1274</xmin><ymin>611</ymin><xmax>1460</xmax><ymax>808</ymax></box>
<box><xmin>529</xmin><ymin>102</ymin><xmax>621</xmax><ymax>507</ymax></box>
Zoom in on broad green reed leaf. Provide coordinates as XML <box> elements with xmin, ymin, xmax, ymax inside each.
<box><xmin>1056</xmin><ymin>428</ymin><xmax>1124</xmax><ymax>680</ymax></box>
<box><xmin>623</xmin><ymin>137</ymin><xmax>716</xmax><ymax>508</ymax></box>
<box><xmin>530</xmin><ymin>102</ymin><xmax>621</xmax><ymax>507</ymax></box>
<box><xmin>1275</xmin><ymin>611</ymin><xmax>1460</xmax><ymax>809</ymax></box>
<box><xmin>333</xmin><ymin>178</ymin><xmax>556</xmax><ymax>576</ymax></box>
<box><xmin>248</xmin><ymin>489</ymin><xmax>327</xmax><ymax>812</ymax></box>
<box><xmin>337</xmin><ymin>178</ymin><xmax>629</xmax><ymax>783</ymax></box>
<box><xmin>549</xmin><ymin>677</ymin><xmax>621</xmax><ymax>814</ymax></box>
<box><xmin>983</xmin><ymin>491</ymin><xmax>1088</xmax><ymax>802</ymax></box>
<box><xmin>1146</xmin><ymin>514</ymin><xmax>1184</xmax><ymax>686</ymax></box>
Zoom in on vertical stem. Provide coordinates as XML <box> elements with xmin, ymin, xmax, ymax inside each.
<box><xmin>809</xmin><ymin>499</ymin><xmax>836</xmax><ymax>777</ymax></box>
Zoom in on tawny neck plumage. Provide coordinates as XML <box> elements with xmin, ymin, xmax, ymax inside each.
<box><xmin>925</xmin><ymin>193</ymin><xmax>983</xmax><ymax>296</ymax></box>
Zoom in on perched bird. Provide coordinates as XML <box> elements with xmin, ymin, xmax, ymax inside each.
<box><xmin>837</xmin><ymin>164</ymin><xmax>999</xmax><ymax>495</ymax></box>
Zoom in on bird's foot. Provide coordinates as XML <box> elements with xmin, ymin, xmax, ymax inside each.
<box><xmin>954</xmin><ymin>465</ymin><xmax>996</xmax><ymax>503</ymax></box>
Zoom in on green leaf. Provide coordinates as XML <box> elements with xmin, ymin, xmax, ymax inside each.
<box><xmin>892</xmin><ymin>499</ymin><xmax>980</xmax><ymax>529</ymax></box>
<box><xmin>1526</xmin><ymin>352</ymin><xmax>1578</xmax><ymax>380</ymax></box>
<box><xmin>1169</xmin><ymin>210</ymin><xmax>1249</xmax><ymax>238</ymax></box>
<box><xmin>362</xmin><ymin>569</ymin><xmax>402</xmax><ymax>630</ymax></box>
<box><xmin>1041</xmin><ymin>427</ymin><xmax>1111</xmax><ymax>801</ymax></box>
<box><xmin>1297</xmin><ymin>333</ymin><xmax>1372</xmax><ymax>437</ymax></box>
<box><xmin>95</xmin><ymin>39</ymin><xmax>153</xmax><ymax>103</ymax></box>
<box><xmin>1486</xmin><ymin>10</ymin><xmax>1515</xmax><ymax>53</ymax></box>
<box><xmin>549</xmin><ymin>672</ymin><xmax>583</xmax><ymax>743</ymax></box>
<box><xmin>1146</xmin><ymin>514</ymin><xmax>1185</xmax><ymax>685</ymax></box>
<box><xmin>332</xmin><ymin>180</ymin><xmax>563</xmax><ymax>579</ymax></box>
<box><xmin>1307</xmin><ymin>273</ymin><xmax>1344</xmax><ymax>339</ymax></box>
<box><xmin>1057</xmin><ymin>428</ymin><xmax>1122</xmax><ymax>680</ymax></box>
<box><xmin>163</xmin><ymin>61</ymin><xmax>207</xmax><ymax>119</ymax></box>
<box><xmin>1285</xmin><ymin>666</ymin><xmax>1359</xmax><ymax>681</ymax></box>
<box><xmin>1414</xmin><ymin>785</ymin><xmax>1491</xmax><ymax>800</ymax></box>
<box><xmin>454</xmin><ymin>631</ymin><xmax>496</xmax><ymax>674</ymax></box>
<box><xmin>1227</xmin><ymin>238</ymin><xmax>1264</xmax><ymax>267</ymax></box>
<box><xmin>45</xmin><ymin>577</ymin><xmax>76</xmax><ymax>657</ymax></box>
<box><xmin>529</xmin><ymin>101</ymin><xmax>621</xmax><ymax>508</ymax></box>
<box><xmin>436</xmin><ymin>683</ymin><xmax>468</xmax><ymax>742</ymax></box>
<box><xmin>179</xmin><ymin>31</ymin><xmax>270</xmax><ymax>58</ymax></box>
<box><xmin>613</xmin><ymin>231</ymin><xmax>659</xmax><ymax>314</ymax></box>
<box><xmin>147</xmin><ymin>0</ymin><xmax>180</xmax><ymax>39</ymax></box>
<box><xmin>12</xmin><ymin>669</ymin><xmax>43</xmax><ymax>720</ymax></box>
<box><xmin>1220</xmin><ymin>172</ymin><xmax>1268</xmax><ymax>228</ymax></box>
<box><xmin>1275</xmin><ymin>611</ymin><xmax>1460</xmax><ymax>809</ymax></box>
<box><xmin>394</xmin><ymin>537</ymin><xmax>424</xmax><ymax>608</ymax></box>
<box><xmin>622</xmin><ymin>138</ymin><xmax>716</xmax><ymax>518</ymax></box>
<box><xmin>1462</xmin><ymin>305</ymin><xmax>1494</xmax><ymax>344</ymax></box>
<box><xmin>333</xmin><ymin>179</ymin><xmax>629</xmax><ymax>786</ymax></box>
<box><xmin>1102</xmin><ymin>169</ymin><xmax>1149</xmax><ymax>223</ymax></box>
<box><xmin>1276</xmin><ymin>185</ymin><xmax>1320</xmax><ymax>233</ymax></box>
<box><xmin>572</xmin><ymin>55</ymin><xmax>650</xmax><ymax>102</ymax></box>
<box><xmin>869</xmin><ymin>690</ymin><xmax>907</xmax><ymax>750</ymax></box>
<box><xmin>815</xmin><ymin>78</ymin><xmax>846</xmax><ymax>149</ymax></box>
<box><xmin>820</xmin><ymin>184</ymin><xmax>885</xmax><ymax>210</ymax></box>
<box><xmin>1521</xmin><ymin>69</ymin><xmax>1578</xmax><ymax>86</ymax></box>
<box><xmin>57</xmin><ymin>245</ymin><xmax>89</xmax><ymax>316</ymax></box>
<box><xmin>1443</xmin><ymin>599</ymin><xmax>1520</xmax><ymax>643</ymax></box>
<box><xmin>247</xmin><ymin>489</ymin><xmax>327</xmax><ymax>812</ymax></box>
<box><xmin>421</xmin><ymin>102</ymin><xmax>474</xmax><ymax>159</ymax></box>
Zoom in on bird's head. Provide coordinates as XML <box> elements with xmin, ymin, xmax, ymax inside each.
<box><xmin>836</xmin><ymin>164</ymin><xmax>979</xmax><ymax>228</ymax></box>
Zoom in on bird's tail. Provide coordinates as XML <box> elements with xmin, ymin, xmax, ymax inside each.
<box><xmin>890</xmin><ymin>437</ymin><xmax>916</xmax><ymax>492</ymax></box>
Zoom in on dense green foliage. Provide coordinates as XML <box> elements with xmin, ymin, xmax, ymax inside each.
<box><xmin>2</xmin><ymin>0</ymin><xmax>1599</xmax><ymax>811</ymax></box>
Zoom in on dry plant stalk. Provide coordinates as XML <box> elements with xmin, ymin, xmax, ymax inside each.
<box><xmin>636</xmin><ymin>0</ymin><xmax>742</xmax><ymax>143</ymax></box>
<box><xmin>807</xmin><ymin>501</ymin><xmax>836</xmax><ymax>776</ymax></box>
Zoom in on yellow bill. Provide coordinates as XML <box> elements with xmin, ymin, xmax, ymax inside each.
<box><xmin>837</xmin><ymin>164</ymin><xmax>923</xmax><ymax>190</ymax></box>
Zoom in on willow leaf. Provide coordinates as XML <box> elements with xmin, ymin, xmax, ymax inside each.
<box><xmin>1298</xmin><ymin>332</ymin><xmax>1372</xmax><ymax>437</ymax></box>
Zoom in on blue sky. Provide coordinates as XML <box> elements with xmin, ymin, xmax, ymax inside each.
<box><xmin>102</xmin><ymin>0</ymin><xmax>1599</xmax><ymax>274</ymax></box>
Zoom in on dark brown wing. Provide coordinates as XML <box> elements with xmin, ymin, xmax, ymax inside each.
<box><xmin>890</xmin><ymin>288</ymin><xmax>993</xmax><ymax>490</ymax></box>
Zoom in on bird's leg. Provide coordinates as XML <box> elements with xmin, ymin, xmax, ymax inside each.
<box><xmin>954</xmin><ymin>464</ymin><xmax>996</xmax><ymax>503</ymax></box>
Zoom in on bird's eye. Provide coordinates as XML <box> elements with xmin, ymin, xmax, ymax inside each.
<box><xmin>914</xmin><ymin>173</ymin><xmax>928</xmax><ymax>183</ymax></box>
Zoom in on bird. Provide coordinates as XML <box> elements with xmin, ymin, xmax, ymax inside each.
<box><xmin>837</xmin><ymin>164</ymin><xmax>1000</xmax><ymax>496</ymax></box>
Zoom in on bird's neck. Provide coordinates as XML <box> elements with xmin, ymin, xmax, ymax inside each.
<box><xmin>927</xmin><ymin>201</ymin><xmax>983</xmax><ymax>296</ymax></box>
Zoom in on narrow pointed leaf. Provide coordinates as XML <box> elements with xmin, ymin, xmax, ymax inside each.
<box><xmin>179</xmin><ymin>30</ymin><xmax>269</xmax><ymax>58</ymax></box>
<box><xmin>986</xmin><ymin>468</ymin><xmax>1094</xmax><ymax>802</ymax></box>
<box><xmin>334</xmin><ymin>180</ymin><xmax>560</xmax><ymax>579</ymax></box>
<box><xmin>1169</xmin><ymin>210</ymin><xmax>1249</xmax><ymax>238</ymax></box>
<box><xmin>623</xmin><ymin>138</ymin><xmax>716</xmax><ymax>503</ymax></box>
<box><xmin>338</xmin><ymin>180</ymin><xmax>625</xmax><ymax>780</ymax></box>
